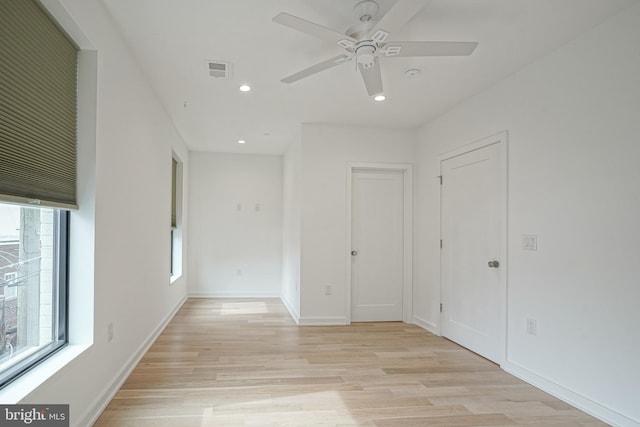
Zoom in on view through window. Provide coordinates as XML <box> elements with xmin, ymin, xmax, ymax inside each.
<box><xmin>0</xmin><ymin>203</ymin><xmax>67</xmax><ymax>386</ymax></box>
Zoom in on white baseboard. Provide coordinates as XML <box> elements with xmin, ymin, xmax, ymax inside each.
<box><xmin>280</xmin><ymin>295</ymin><xmax>300</xmax><ymax>324</ymax></box>
<box><xmin>188</xmin><ymin>290</ymin><xmax>280</xmax><ymax>298</ymax></box>
<box><xmin>298</xmin><ymin>316</ymin><xmax>348</xmax><ymax>326</ymax></box>
<box><xmin>503</xmin><ymin>361</ymin><xmax>639</xmax><ymax>427</ymax></box>
<box><xmin>413</xmin><ymin>315</ymin><xmax>439</xmax><ymax>335</ymax></box>
<box><xmin>76</xmin><ymin>296</ymin><xmax>187</xmax><ymax>427</ymax></box>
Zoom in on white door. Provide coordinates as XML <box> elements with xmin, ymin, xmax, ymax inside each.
<box><xmin>351</xmin><ymin>170</ymin><xmax>404</xmax><ymax>322</ymax></box>
<box><xmin>441</xmin><ymin>140</ymin><xmax>506</xmax><ymax>363</ymax></box>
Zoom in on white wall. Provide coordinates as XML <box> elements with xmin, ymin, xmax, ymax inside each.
<box><xmin>282</xmin><ymin>138</ymin><xmax>302</xmax><ymax>319</ymax></box>
<box><xmin>299</xmin><ymin>124</ymin><xmax>415</xmax><ymax>323</ymax></box>
<box><xmin>7</xmin><ymin>1</ymin><xmax>636</xmax><ymax>425</ymax></box>
<box><xmin>188</xmin><ymin>152</ymin><xmax>283</xmax><ymax>297</ymax></box>
<box><xmin>4</xmin><ymin>1</ymin><xmax>190</xmax><ymax>425</ymax></box>
<box><xmin>414</xmin><ymin>3</ymin><xmax>640</xmax><ymax>425</ymax></box>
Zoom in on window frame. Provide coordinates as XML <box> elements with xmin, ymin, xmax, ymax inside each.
<box><xmin>0</xmin><ymin>208</ymin><xmax>69</xmax><ymax>389</ymax></box>
<box><xmin>0</xmin><ymin>0</ymin><xmax>96</xmax><ymax>404</ymax></box>
<box><xmin>170</xmin><ymin>154</ymin><xmax>183</xmax><ymax>280</ymax></box>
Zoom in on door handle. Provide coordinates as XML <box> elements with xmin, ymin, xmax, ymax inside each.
<box><xmin>351</xmin><ymin>250</ymin><xmax>358</xmax><ymax>256</ymax></box>
<box><xmin>488</xmin><ymin>260</ymin><xmax>500</xmax><ymax>268</ymax></box>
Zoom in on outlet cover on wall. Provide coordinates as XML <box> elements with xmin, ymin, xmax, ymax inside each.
<box><xmin>522</xmin><ymin>234</ymin><xmax>538</xmax><ymax>251</ymax></box>
<box><xmin>526</xmin><ymin>318</ymin><xmax>537</xmax><ymax>336</ymax></box>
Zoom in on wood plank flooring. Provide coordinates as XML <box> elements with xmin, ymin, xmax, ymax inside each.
<box><xmin>94</xmin><ymin>298</ymin><xmax>607</xmax><ymax>426</ymax></box>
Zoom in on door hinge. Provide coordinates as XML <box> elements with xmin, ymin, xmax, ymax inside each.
<box><xmin>440</xmin><ymin>239</ymin><xmax>443</xmax><ymax>249</ymax></box>
<box><xmin>440</xmin><ymin>303</ymin><xmax>443</xmax><ymax>313</ymax></box>
<box><xmin>438</xmin><ymin>175</ymin><xmax>443</xmax><ymax>185</ymax></box>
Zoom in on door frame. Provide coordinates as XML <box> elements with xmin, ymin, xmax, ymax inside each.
<box><xmin>346</xmin><ymin>162</ymin><xmax>414</xmax><ymax>324</ymax></box>
<box><xmin>438</xmin><ymin>131</ymin><xmax>508</xmax><ymax>364</ymax></box>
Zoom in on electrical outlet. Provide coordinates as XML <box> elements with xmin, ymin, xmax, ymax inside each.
<box><xmin>108</xmin><ymin>322</ymin><xmax>114</xmax><ymax>342</ymax></box>
<box><xmin>526</xmin><ymin>318</ymin><xmax>537</xmax><ymax>336</ymax></box>
<box><xmin>522</xmin><ymin>235</ymin><xmax>538</xmax><ymax>251</ymax></box>
<box><xmin>324</xmin><ymin>285</ymin><xmax>332</xmax><ymax>296</ymax></box>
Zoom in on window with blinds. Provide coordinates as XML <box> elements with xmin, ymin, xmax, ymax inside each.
<box><xmin>0</xmin><ymin>0</ymin><xmax>79</xmax><ymax>209</ymax></box>
<box><xmin>0</xmin><ymin>0</ymin><xmax>73</xmax><ymax>389</ymax></box>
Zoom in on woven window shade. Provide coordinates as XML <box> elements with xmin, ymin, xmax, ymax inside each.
<box><xmin>0</xmin><ymin>0</ymin><xmax>79</xmax><ymax>209</ymax></box>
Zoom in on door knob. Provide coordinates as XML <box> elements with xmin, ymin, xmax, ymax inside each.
<box><xmin>488</xmin><ymin>260</ymin><xmax>500</xmax><ymax>268</ymax></box>
<box><xmin>351</xmin><ymin>250</ymin><xmax>358</xmax><ymax>256</ymax></box>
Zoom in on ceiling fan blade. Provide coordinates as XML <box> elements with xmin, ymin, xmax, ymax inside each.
<box><xmin>273</xmin><ymin>12</ymin><xmax>356</xmax><ymax>46</ymax></box>
<box><xmin>368</xmin><ymin>0</ymin><xmax>429</xmax><ymax>42</ymax></box>
<box><xmin>359</xmin><ymin>58</ymin><xmax>383</xmax><ymax>97</ymax></box>
<box><xmin>382</xmin><ymin>41</ymin><xmax>479</xmax><ymax>57</ymax></box>
<box><xmin>281</xmin><ymin>54</ymin><xmax>350</xmax><ymax>84</ymax></box>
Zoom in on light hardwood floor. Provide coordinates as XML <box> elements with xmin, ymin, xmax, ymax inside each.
<box><xmin>95</xmin><ymin>298</ymin><xmax>606</xmax><ymax>426</ymax></box>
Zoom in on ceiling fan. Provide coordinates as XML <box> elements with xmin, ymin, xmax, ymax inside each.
<box><xmin>273</xmin><ymin>0</ymin><xmax>479</xmax><ymax>99</ymax></box>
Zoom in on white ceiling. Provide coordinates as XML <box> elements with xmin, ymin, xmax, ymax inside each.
<box><xmin>101</xmin><ymin>0</ymin><xmax>633</xmax><ymax>154</ymax></box>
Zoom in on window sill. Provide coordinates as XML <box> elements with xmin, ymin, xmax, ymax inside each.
<box><xmin>0</xmin><ymin>344</ymin><xmax>91</xmax><ymax>403</ymax></box>
<box><xmin>170</xmin><ymin>273</ymin><xmax>182</xmax><ymax>285</ymax></box>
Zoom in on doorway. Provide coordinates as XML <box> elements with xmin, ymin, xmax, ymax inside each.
<box><xmin>440</xmin><ymin>132</ymin><xmax>507</xmax><ymax>364</ymax></box>
<box><xmin>347</xmin><ymin>163</ymin><xmax>413</xmax><ymax>323</ymax></box>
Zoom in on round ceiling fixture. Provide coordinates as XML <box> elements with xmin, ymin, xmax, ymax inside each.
<box><xmin>239</xmin><ymin>84</ymin><xmax>251</xmax><ymax>92</ymax></box>
<box><xmin>405</xmin><ymin>68</ymin><xmax>422</xmax><ymax>78</ymax></box>
<box><xmin>238</xmin><ymin>139</ymin><xmax>246</xmax><ymax>144</ymax></box>
<box><xmin>374</xmin><ymin>94</ymin><xmax>386</xmax><ymax>102</ymax></box>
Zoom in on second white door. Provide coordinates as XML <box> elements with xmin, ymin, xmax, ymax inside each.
<box><xmin>351</xmin><ymin>169</ymin><xmax>404</xmax><ymax>322</ymax></box>
<box><xmin>440</xmin><ymin>139</ymin><xmax>506</xmax><ymax>363</ymax></box>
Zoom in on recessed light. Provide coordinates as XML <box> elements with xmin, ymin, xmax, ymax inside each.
<box><xmin>238</xmin><ymin>139</ymin><xmax>246</xmax><ymax>144</ymax></box>
<box><xmin>374</xmin><ymin>94</ymin><xmax>386</xmax><ymax>102</ymax></box>
<box><xmin>239</xmin><ymin>84</ymin><xmax>251</xmax><ymax>92</ymax></box>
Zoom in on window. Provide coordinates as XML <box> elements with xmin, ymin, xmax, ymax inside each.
<box><xmin>0</xmin><ymin>0</ymin><xmax>77</xmax><ymax>386</ymax></box>
<box><xmin>170</xmin><ymin>156</ymin><xmax>183</xmax><ymax>278</ymax></box>
<box><xmin>0</xmin><ymin>204</ymin><xmax>68</xmax><ymax>387</ymax></box>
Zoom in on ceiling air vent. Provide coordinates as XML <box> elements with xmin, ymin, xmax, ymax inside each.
<box><xmin>207</xmin><ymin>60</ymin><xmax>232</xmax><ymax>79</ymax></box>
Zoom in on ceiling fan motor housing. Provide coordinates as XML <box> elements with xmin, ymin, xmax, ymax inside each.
<box><xmin>346</xmin><ymin>20</ymin><xmax>376</xmax><ymax>41</ymax></box>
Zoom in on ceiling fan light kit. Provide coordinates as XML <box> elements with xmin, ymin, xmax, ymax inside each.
<box><xmin>356</xmin><ymin>44</ymin><xmax>376</xmax><ymax>67</ymax></box>
<box><xmin>272</xmin><ymin>0</ymin><xmax>479</xmax><ymax>99</ymax></box>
